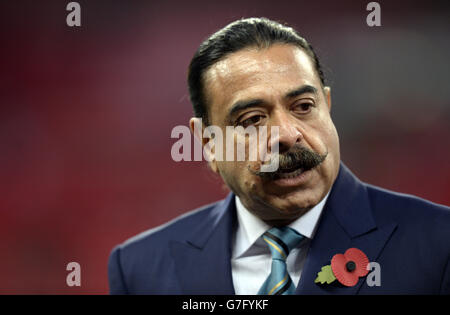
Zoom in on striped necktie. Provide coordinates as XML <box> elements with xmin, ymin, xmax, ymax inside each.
<box><xmin>257</xmin><ymin>226</ymin><xmax>304</xmax><ymax>295</ymax></box>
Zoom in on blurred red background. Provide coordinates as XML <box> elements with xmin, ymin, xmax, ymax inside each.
<box><xmin>1</xmin><ymin>0</ymin><xmax>449</xmax><ymax>293</ymax></box>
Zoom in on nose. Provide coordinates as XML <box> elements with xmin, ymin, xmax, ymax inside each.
<box><xmin>270</xmin><ymin>109</ymin><xmax>303</xmax><ymax>153</ymax></box>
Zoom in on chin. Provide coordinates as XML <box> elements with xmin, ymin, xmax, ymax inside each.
<box><xmin>260</xmin><ymin>200</ymin><xmax>309</xmax><ymax>224</ymax></box>
<box><xmin>267</xmin><ymin>188</ymin><xmax>324</xmax><ymax>212</ymax></box>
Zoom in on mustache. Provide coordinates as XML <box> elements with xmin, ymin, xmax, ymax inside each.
<box><xmin>248</xmin><ymin>145</ymin><xmax>328</xmax><ymax>179</ymax></box>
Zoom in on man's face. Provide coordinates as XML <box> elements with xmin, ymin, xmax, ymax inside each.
<box><xmin>192</xmin><ymin>44</ymin><xmax>340</xmax><ymax>225</ymax></box>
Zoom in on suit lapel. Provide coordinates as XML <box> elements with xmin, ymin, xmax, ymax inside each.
<box><xmin>296</xmin><ymin>163</ymin><xmax>397</xmax><ymax>295</ymax></box>
<box><xmin>169</xmin><ymin>194</ymin><xmax>236</xmax><ymax>294</ymax></box>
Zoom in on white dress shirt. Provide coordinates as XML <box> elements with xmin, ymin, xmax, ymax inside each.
<box><xmin>231</xmin><ymin>192</ymin><xmax>330</xmax><ymax>295</ymax></box>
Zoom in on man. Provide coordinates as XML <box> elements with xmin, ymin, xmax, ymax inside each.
<box><xmin>108</xmin><ymin>18</ymin><xmax>450</xmax><ymax>294</ymax></box>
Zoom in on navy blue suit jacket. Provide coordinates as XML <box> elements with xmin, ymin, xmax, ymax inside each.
<box><xmin>108</xmin><ymin>163</ymin><xmax>450</xmax><ymax>294</ymax></box>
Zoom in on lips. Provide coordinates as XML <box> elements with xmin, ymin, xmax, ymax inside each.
<box><xmin>275</xmin><ymin>166</ymin><xmax>304</xmax><ymax>179</ymax></box>
<box><xmin>269</xmin><ymin>159</ymin><xmax>317</xmax><ymax>187</ymax></box>
<box><xmin>272</xmin><ymin>158</ymin><xmax>315</xmax><ymax>180</ymax></box>
<box><xmin>247</xmin><ymin>146</ymin><xmax>328</xmax><ymax>182</ymax></box>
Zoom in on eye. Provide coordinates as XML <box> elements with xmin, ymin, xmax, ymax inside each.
<box><xmin>292</xmin><ymin>101</ymin><xmax>314</xmax><ymax>114</ymax></box>
<box><xmin>238</xmin><ymin>115</ymin><xmax>264</xmax><ymax>128</ymax></box>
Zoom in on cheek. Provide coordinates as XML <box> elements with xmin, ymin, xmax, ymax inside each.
<box><xmin>243</xmin><ymin>179</ymin><xmax>258</xmax><ymax>194</ymax></box>
<box><xmin>308</xmin><ymin>114</ymin><xmax>339</xmax><ymax>153</ymax></box>
<box><xmin>315</xmin><ymin>117</ymin><xmax>340</xmax><ymax>178</ymax></box>
<box><xmin>217</xmin><ymin>160</ymin><xmax>261</xmax><ymax>193</ymax></box>
<box><xmin>323</xmin><ymin>117</ymin><xmax>340</xmax><ymax>157</ymax></box>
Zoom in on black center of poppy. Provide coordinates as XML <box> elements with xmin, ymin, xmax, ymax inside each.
<box><xmin>346</xmin><ymin>261</ymin><xmax>356</xmax><ymax>272</ymax></box>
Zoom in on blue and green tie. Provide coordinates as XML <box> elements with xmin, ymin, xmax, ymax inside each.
<box><xmin>258</xmin><ymin>227</ymin><xmax>304</xmax><ymax>295</ymax></box>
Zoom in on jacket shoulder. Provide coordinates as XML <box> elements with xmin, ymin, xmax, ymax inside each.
<box><xmin>365</xmin><ymin>183</ymin><xmax>450</xmax><ymax>219</ymax></box>
<box><xmin>365</xmin><ymin>183</ymin><xmax>450</xmax><ymax>243</ymax></box>
<box><xmin>108</xmin><ymin>199</ymin><xmax>226</xmax><ymax>294</ymax></box>
<box><xmin>117</xmin><ymin>199</ymin><xmax>223</xmax><ymax>253</ymax></box>
<box><xmin>362</xmin><ymin>184</ymin><xmax>450</xmax><ymax>294</ymax></box>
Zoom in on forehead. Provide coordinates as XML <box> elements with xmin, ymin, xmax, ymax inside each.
<box><xmin>203</xmin><ymin>44</ymin><xmax>319</xmax><ymax>121</ymax></box>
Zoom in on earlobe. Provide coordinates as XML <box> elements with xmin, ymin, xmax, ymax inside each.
<box><xmin>189</xmin><ymin>117</ymin><xmax>209</xmax><ymax>147</ymax></box>
<box><xmin>324</xmin><ymin>86</ymin><xmax>332</xmax><ymax>111</ymax></box>
<box><xmin>209</xmin><ymin>160</ymin><xmax>219</xmax><ymax>173</ymax></box>
<box><xmin>190</xmin><ymin>117</ymin><xmax>201</xmax><ymax>143</ymax></box>
<box><xmin>189</xmin><ymin>117</ymin><xmax>220</xmax><ymax>174</ymax></box>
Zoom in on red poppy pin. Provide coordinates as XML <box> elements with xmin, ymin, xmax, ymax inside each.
<box><xmin>314</xmin><ymin>248</ymin><xmax>370</xmax><ymax>287</ymax></box>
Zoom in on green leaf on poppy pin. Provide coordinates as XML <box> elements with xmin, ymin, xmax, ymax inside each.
<box><xmin>314</xmin><ymin>265</ymin><xmax>336</xmax><ymax>284</ymax></box>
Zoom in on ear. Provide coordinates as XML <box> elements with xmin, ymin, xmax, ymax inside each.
<box><xmin>324</xmin><ymin>86</ymin><xmax>331</xmax><ymax>111</ymax></box>
<box><xmin>189</xmin><ymin>117</ymin><xmax>219</xmax><ymax>173</ymax></box>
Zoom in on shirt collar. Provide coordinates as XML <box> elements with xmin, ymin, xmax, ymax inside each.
<box><xmin>233</xmin><ymin>191</ymin><xmax>330</xmax><ymax>259</ymax></box>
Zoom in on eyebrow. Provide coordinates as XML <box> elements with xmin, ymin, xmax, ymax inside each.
<box><xmin>227</xmin><ymin>99</ymin><xmax>265</xmax><ymax>121</ymax></box>
<box><xmin>226</xmin><ymin>84</ymin><xmax>318</xmax><ymax>122</ymax></box>
<box><xmin>285</xmin><ymin>85</ymin><xmax>318</xmax><ymax>98</ymax></box>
